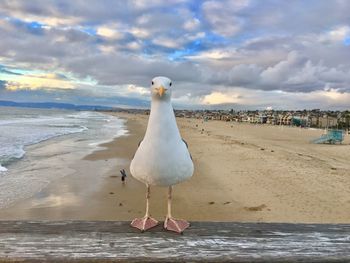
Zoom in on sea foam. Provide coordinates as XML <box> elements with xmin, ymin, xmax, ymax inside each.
<box><xmin>0</xmin><ymin>107</ymin><xmax>127</xmax><ymax>208</ymax></box>
<box><xmin>0</xmin><ymin>165</ymin><xmax>7</xmax><ymax>172</ymax></box>
<box><xmin>0</xmin><ymin>107</ymin><xmax>125</xmax><ymax>173</ymax></box>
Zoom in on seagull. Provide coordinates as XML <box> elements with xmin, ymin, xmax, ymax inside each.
<box><xmin>130</xmin><ymin>76</ymin><xmax>194</xmax><ymax>233</ymax></box>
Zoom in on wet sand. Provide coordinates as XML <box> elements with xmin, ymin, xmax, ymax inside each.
<box><xmin>1</xmin><ymin>112</ymin><xmax>350</xmax><ymax>223</ymax></box>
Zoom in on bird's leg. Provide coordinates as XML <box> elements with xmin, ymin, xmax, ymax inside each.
<box><xmin>131</xmin><ymin>185</ymin><xmax>158</xmax><ymax>232</ymax></box>
<box><xmin>164</xmin><ymin>186</ymin><xmax>190</xmax><ymax>234</ymax></box>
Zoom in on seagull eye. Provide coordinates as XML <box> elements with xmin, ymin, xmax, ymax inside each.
<box><xmin>169</xmin><ymin>82</ymin><xmax>172</xmax><ymax>87</ymax></box>
<box><xmin>151</xmin><ymin>81</ymin><xmax>154</xmax><ymax>85</ymax></box>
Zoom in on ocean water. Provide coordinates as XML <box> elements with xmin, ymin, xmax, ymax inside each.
<box><xmin>0</xmin><ymin>107</ymin><xmax>126</xmax><ymax>173</ymax></box>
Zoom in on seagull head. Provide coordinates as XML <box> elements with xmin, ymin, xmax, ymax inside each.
<box><xmin>151</xmin><ymin>76</ymin><xmax>172</xmax><ymax>101</ymax></box>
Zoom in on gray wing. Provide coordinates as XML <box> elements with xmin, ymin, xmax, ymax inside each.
<box><xmin>182</xmin><ymin>138</ymin><xmax>192</xmax><ymax>160</ymax></box>
<box><xmin>132</xmin><ymin>140</ymin><xmax>143</xmax><ymax>159</ymax></box>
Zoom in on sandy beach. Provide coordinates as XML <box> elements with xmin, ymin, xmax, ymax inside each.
<box><xmin>1</xmin><ymin>112</ymin><xmax>349</xmax><ymax>223</ymax></box>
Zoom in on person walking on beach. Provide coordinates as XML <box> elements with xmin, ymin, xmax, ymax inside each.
<box><xmin>120</xmin><ymin>169</ymin><xmax>127</xmax><ymax>184</ymax></box>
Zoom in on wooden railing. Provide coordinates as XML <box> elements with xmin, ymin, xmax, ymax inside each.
<box><xmin>0</xmin><ymin>221</ymin><xmax>349</xmax><ymax>262</ymax></box>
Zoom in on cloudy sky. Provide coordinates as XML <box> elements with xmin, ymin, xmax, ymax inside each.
<box><xmin>0</xmin><ymin>0</ymin><xmax>350</xmax><ymax>109</ymax></box>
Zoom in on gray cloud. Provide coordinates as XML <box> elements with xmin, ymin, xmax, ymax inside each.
<box><xmin>0</xmin><ymin>80</ymin><xmax>6</xmax><ymax>90</ymax></box>
<box><xmin>202</xmin><ymin>0</ymin><xmax>246</xmax><ymax>37</ymax></box>
<box><xmin>0</xmin><ymin>0</ymin><xmax>349</xmax><ymax>109</ymax></box>
<box><xmin>205</xmin><ymin>51</ymin><xmax>350</xmax><ymax>93</ymax></box>
<box><xmin>64</xmin><ymin>53</ymin><xmax>202</xmax><ymax>86</ymax></box>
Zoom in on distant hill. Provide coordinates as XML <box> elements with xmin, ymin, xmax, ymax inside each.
<box><xmin>0</xmin><ymin>100</ymin><xmax>116</xmax><ymax>111</ymax></box>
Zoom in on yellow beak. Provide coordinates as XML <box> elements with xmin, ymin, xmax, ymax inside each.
<box><xmin>158</xmin><ymin>86</ymin><xmax>166</xmax><ymax>97</ymax></box>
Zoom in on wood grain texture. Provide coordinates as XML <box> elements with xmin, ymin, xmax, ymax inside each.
<box><xmin>0</xmin><ymin>221</ymin><xmax>349</xmax><ymax>262</ymax></box>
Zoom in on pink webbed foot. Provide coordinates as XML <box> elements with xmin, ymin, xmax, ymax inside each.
<box><xmin>131</xmin><ymin>216</ymin><xmax>159</xmax><ymax>232</ymax></box>
<box><xmin>164</xmin><ymin>217</ymin><xmax>190</xmax><ymax>234</ymax></box>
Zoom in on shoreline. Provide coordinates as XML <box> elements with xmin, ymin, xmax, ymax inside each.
<box><xmin>0</xmin><ymin>111</ymin><xmax>127</xmax><ymax>216</ymax></box>
<box><xmin>0</xmin><ymin>112</ymin><xmax>349</xmax><ymax>223</ymax></box>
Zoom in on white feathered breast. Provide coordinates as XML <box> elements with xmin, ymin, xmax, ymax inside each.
<box><xmin>130</xmin><ymin>100</ymin><xmax>194</xmax><ymax>186</ymax></box>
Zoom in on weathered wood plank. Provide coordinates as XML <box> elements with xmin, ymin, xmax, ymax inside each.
<box><xmin>0</xmin><ymin>221</ymin><xmax>349</xmax><ymax>262</ymax></box>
